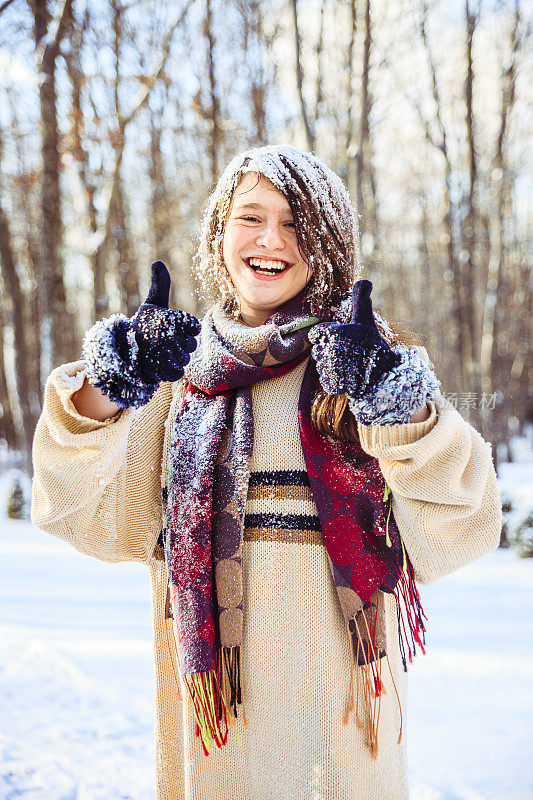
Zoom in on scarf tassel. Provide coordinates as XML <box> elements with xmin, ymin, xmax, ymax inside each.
<box><xmin>343</xmin><ymin>560</ymin><xmax>427</xmax><ymax>758</ymax></box>
<box><xmin>382</xmin><ymin>484</ymin><xmax>428</xmax><ymax>665</ymax></box>
<box><xmin>343</xmin><ymin>617</ymin><xmax>384</xmax><ymax>759</ymax></box>
<box><xmin>171</xmin><ymin>643</ymin><xmax>248</xmax><ymax>757</ymax></box>
<box><xmin>218</xmin><ymin>645</ymin><xmax>248</xmax><ymax>726</ymax></box>
<box><xmin>393</xmin><ymin>555</ymin><xmax>427</xmax><ymax>670</ymax></box>
<box><xmin>183</xmin><ymin>669</ymin><xmax>230</xmax><ymax>756</ymax></box>
<box><xmin>181</xmin><ymin>645</ymin><xmax>250</xmax><ymax>757</ymax></box>
<box><xmin>344</xmin><ymin>616</ymin><xmax>403</xmax><ymax>759</ymax></box>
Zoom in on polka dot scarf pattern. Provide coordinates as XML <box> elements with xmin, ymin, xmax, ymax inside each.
<box><xmin>163</xmin><ymin>296</ymin><xmax>427</xmax><ymax>759</ymax></box>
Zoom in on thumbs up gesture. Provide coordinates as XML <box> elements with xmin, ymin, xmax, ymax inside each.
<box><xmin>82</xmin><ymin>261</ymin><xmax>201</xmax><ymax>408</ymax></box>
<box><xmin>130</xmin><ymin>261</ymin><xmax>200</xmax><ymax>383</ymax></box>
<box><xmin>308</xmin><ymin>279</ymin><xmax>400</xmax><ymax>397</ymax></box>
<box><xmin>308</xmin><ymin>280</ymin><xmax>440</xmax><ymax>425</ymax></box>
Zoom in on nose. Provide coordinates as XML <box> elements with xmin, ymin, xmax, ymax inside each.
<box><xmin>256</xmin><ymin>222</ymin><xmax>285</xmax><ymax>251</ymax></box>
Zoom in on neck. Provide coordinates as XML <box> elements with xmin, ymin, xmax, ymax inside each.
<box><xmin>238</xmin><ymin>307</ymin><xmax>272</xmax><ymax>327</ymax></box>
<box><xmin>234</xmin><ymin>287</ymin><xmax>314</xmax><ymax>327</ymax></box>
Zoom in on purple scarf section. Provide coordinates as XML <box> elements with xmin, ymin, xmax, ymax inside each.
<box><xmin>162</xmin><ymin>296</ymin><xmax>427</xmax><ymax>757</ymax></box>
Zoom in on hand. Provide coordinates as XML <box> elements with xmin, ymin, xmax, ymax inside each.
<box><xmin>82</xmin><ymin>261</ymin><xmax>201</xmax><ymax>408</ymax></box>
<box><xmin>309</xmin><ymin>279</ymin><xmax>440</xmax><ymax>425</ymax></box>
<box><xmin>128</xmin><ymin>260</ymin><xmax>200</xmax><ymax>383</ymax></box>
<box><xmin>308</xmin><ymin>279</ymin><xmax>400</xmax><ymax>397</ymax></box>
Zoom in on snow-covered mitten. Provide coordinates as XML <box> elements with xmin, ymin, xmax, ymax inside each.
<box><xmin>308</xmin><ymin>279</ymin><xmax>440</xmax><ymax>425</ymax></box>
<box><xmin>82</xmin><ymin>260</ymin><xmax>201</xmax><ymax>409</ymax></box>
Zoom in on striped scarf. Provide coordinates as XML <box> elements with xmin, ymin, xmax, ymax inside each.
<box><xmin>162</xmin><ymin>296</ymin><xmax>426</xmax><ymax>758</ymax></box>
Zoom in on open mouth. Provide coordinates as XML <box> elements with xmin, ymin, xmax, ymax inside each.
<box><xmin>244</xmin><ymin>257</ymin><xmax>292</xmax><ymax>276</ymax></box>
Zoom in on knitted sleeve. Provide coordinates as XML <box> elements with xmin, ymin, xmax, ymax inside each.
<box><xmin>356</xmin><ymin>391</ymin><xmax>502</xmax><ymax>585</ymax></box>
<box><xmin>31</xmin><ymin>360</ymin><xmax>174</xmax><ymax>564</ymax></box>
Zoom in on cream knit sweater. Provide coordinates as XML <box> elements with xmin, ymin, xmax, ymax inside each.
<box><xmin>31</xmin><ymin>358</ymin><xmax>502</xmax><ymax>800</ymax></box>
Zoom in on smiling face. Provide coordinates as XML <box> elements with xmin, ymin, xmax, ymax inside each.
<box><xmin>221</xmin><ymin>173</ymin><xmax>312</xmax><ymax>326</ymax></box>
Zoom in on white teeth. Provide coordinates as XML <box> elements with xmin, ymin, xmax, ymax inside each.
<box><xmin>248</xmin><ymin>258</ymin><xmax>289</xmax><ymax>272</ymax></box>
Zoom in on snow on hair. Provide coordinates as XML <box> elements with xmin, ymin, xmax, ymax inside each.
<box><xmin>195</xmin><ymin>145</ymin><xmax>363</xmax><ymax>316</ymax></box>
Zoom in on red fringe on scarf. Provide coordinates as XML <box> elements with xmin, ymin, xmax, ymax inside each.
<box><xmin>165</xmin><ymin>549</ymin><xmax>426</xmax><ymax>759</ymax></box>
<box><xmin>181</xmin><ymin>646</ymin><xmax>249</xmax><ymax>756</ymax></box>
<box><xmin>167</xmin><ymin>550</ymin><xmax>427</xmax><ymax>758</ymax></box>
<box><xmin>343</xmin><ymin>551</ymin><xmax>427</xmax><ymax>758</ymax></box>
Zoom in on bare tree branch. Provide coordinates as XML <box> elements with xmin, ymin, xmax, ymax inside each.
<box><xmin>204</xmin><ymin>0</ymin><xmax>220</xmax><ymax>183</ymax></box>
<box><xmin>418</xmin><ymin>0</ymin><xmax>448</xmax><ymax>158</ymax></box>
<box><xmin>314</xmin><ymin>0</ymin><xmax>326</xmax><ymax>127</ymax></box>
<box><xmin>92</xmin><ymin>0</ymin><xmax>194</xmax><ymax>318</ymax></box>
<box><xmin>35</xmin><ymin>0</ymin><xmax>74</xmax><ymax>70</ymax></box>
<box><xmin>120</xmin><ymin>1</ymin><xmax>193</xmax><ymax>128</ymax></box>
<box><xmin>345</xmin><ymin>0</ymin><xmax>357</xmax><ymax>152</ymax></box>
<box><xmin>290</xmin><ymin>0</ymin><xmax>315</xmax><ymax>151</ymax></box>
<box><xmin>0</xmin><ymin>0</ymin><xmax>16</xmax><ymax>16</ymax></box>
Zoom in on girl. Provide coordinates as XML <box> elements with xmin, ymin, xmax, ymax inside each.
<box><xmin>31</xmin><ymin>145</ymin><xmax>502</xmax><ymax>800</ymax></box>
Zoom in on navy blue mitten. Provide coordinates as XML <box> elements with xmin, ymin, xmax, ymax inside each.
<box><xmin>308</xmin><ymin>279</ymin><xmax>440</xmax><ymax>425</ymax></box>
<box><xmin>82</xmin><ymin>261</ymin><xmax>201</xmax><ymax>409</ymax></box>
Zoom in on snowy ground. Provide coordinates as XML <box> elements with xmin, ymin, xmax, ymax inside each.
<box><xmin>1</xmin><ymin>466</ymin><xmax>532</xmax><ymax>799</ymax></box>
<box><xmin>0</xmin><ymin>520</ymin><xmax>155</xmax><ymax>800</ymax></box>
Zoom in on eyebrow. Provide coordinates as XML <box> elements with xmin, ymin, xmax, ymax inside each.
<box><xmin>233</xmin><ymin>202</ymin><xmax>293</xmax><ymax>216</ymax></box>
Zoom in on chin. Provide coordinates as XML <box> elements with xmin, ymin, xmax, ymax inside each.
<box><xmin>250</xmin><ymin>284</ymin><xmax>305</xmax><ymax>305</ymax></box>
<box><xmin>251</xmin><ymin>295</ymin><xmax>291</xmax><ymax>313</ymax></box>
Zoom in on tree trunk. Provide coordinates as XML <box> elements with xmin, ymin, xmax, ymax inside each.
<box><xmin>205</xmin><ymin>0</ymin><xmax>221</xmax><ymax>185</ymax></box>
<box><xmin>418</xmin><ymin>1</ymin><xmax>464</xmax><ymax>384</ymax></box>
<box><xmin>150</xmin><ymin>117</ymin><xmax>171</xmax><ymax>265</ymax></box>
<box><xmin>356</xmin><ymin>0</ymin><xmax>377</xmax><ymax>257</ymax></box>
<box><xmin>0</xmin><ymin>301</ymin><xmax>19</xmax><ymax>451</ymax></box>
<box><xmin>0</xmin><ymin>182</ymin><xmax>36</xmax><ymax>470</ymax></box>
<box><xmin>290</xmin><ymin>0</ymin><xmax>315</xmax><ymax>151</ymax></box>
<box><xmin>11</xmin><ymin>108</ymin><xmax>43</xmax><ymax>407</ymax></box>
<box><xmin>65</xmin><ymin>8</ymin><xmax>98</xmax><ymax>238</ymax></box>
<box><xmin>111</xmin><ymin>0</ymin><xmax>139</xmax><ymax>316</ymax></box>
<box><xmin>482</xmin><ymin>0</ymin><xmax>521</xmax><ymax>464</ymax></box>
<box><xmin>461</xmin><ymin>0</ymin><xmax>483</xmax><ymax>429</ymax></box>
<box><xmin>31</xmin><ymin>0</ymin><xmax>74</xmax><ymax>370</ymax></box>
<box><xmin>444</xmin><ymin>171</ymin><xmax>466</xmax><ymax>388</ymax></box>
<box><xmin>65</xmin><ymin>10</ymin><xmax>103</xmax><ymax>319</ymax></box>
<box><xmin>114</xmin><ymin>182</ymin><xmax>139</xmax><ymax>316</ymax></box>
<box><xmin>241</xmin><ymin>0</ymin><xmax>267</xmax><ymax>145</ymax></box>
<box><xmin>313</xmin><ymin>0</ymin><xmax>326</xmax><ymax>130</ymax></box>
<box><xmin>345</xmin><ymin>0</ymin><xmax>358</xmax><ymax>198</ymax></box>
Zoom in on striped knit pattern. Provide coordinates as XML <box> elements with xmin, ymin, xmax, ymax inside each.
<box><xmin>244</xmin><ymin>469</ymin><xmax>322</xmax><ymax>545</ymax></box>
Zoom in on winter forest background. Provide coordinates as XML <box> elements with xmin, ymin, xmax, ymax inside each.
<box><xmin>0</xmin><ymin>1</ymin><xmax>533</xmax><ymax>799</ymax></box>
<box><xmin>0</xmin><ymin>0</ymin><xmax>531</xmax><ymax>476</ymax></box>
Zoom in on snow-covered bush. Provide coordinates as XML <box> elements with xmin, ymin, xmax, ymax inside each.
<box><xmin>4</xmin><ymin>470</ymin><xmax>30</xmax><ymax>520</ymax></box>
<box><xmin>497</xmin><ymin>433</ymin><xmax>533</xmax><ymax>558</ymax></box>
<box><xmin>499</xmin><ymin>488</ymin><xmax>513</xmax><ymax>549</ymax></box>
<box><xmin>514</xmin><ymin>510</ymin><xmax>533</xmax><ymax>558</ymax></box>
<box><xmin>499</xmin><ymin>485</ymin><xmax>533</xmax><ymax>558</ymax></box>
